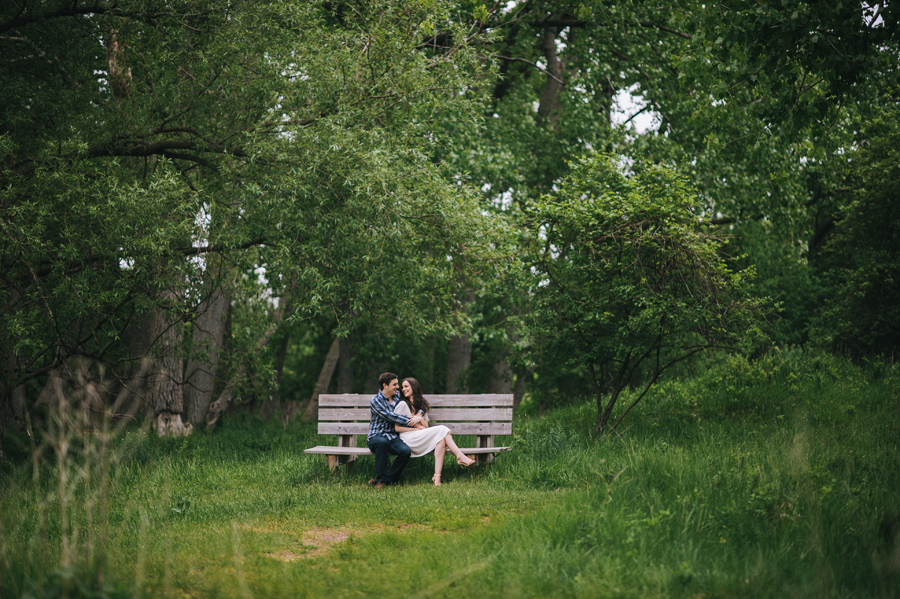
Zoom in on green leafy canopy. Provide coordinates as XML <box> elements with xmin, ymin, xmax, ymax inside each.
<box><xmin>524</xmin><ymin>153</ymin><xmax>767</xmax><ymax>433</ymax></box>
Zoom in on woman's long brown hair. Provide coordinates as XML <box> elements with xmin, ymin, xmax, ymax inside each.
<box><xmin>401</xmin><ymin>377</ymin><xmax>431</xmax><ymax>414</ymax></box>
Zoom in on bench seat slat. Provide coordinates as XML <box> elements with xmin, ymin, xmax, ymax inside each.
<box><xmin>318</xmin><ymin>394</ymin><xmax>513</xmax><ymax>408</ymax></box>
<box><xmin>304</xmin><ymin>446</ymin><xmax>511</xmax><ymax>456</ymax></box>
<box><xmin>317</xmin><ymin>407</ymin><xmax>513</xmax><ymax>421</ymax></box>
<box><xmin>317</xmin><ymin>422</ymin><xmax>512</xmax><ymax>436</ymax></box>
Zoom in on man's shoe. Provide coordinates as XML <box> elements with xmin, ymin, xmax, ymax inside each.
<box><xmin>373</xmin><ymin>482</ymin><xmax>385</xmax><ymax>490</ymax></box>
<box><xmin>368</xmin><ymin>479</ymin><xmax>377</xmax><ymax>486</ymax></box>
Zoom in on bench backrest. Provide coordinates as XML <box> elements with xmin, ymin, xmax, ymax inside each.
<box><xmin>317</xmin><ymin>393</ymin><xmax>514</xmax><ymax>437</ymax></box>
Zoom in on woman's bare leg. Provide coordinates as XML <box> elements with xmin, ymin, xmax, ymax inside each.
<box><xmin>444</xmin><ymin>433</ymin><xmax>475</xmax><ymax>466</ymax></box>
<box><xmin>433</xmin><ymin>438</ymin><xmax>446</xmax><ymax>485</ymax></box>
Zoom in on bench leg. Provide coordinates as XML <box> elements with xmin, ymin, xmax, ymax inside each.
<box><xmin>325</xmin><ymin>454</ymin><xmax>358</xmax><ymax>471</ymax></box>
<box><xmin>325</xmin><ymin>435</ymin><xmax>359</xmax><ymax>471</ymax></box>
<box><xmin>476</xmin><ymin>435</ymin><xmax>495</xmax><ymax>465</ymax></box>
<box><xmin>474</xmin><ymin>453</ymin><xmax>495</xmax><ymax>466</ymax></box>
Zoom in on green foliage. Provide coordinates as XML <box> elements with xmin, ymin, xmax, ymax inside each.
<box><xmin>811</xmin><ymin>103</ymin><xmax>900</xmax><ymax>357</ymax></box>
<box><xmin>720</xmin><ymin>219</ymin><xmax>825</xmax><ymax>350</ymax></box>
<box><xmin>0</xmin><ymin>0</ymin><xmax>513</xmax><ymax>407</ymax></box>
<box><xmin>671</xmin><ymin>0</ymin><xmax>900</xmax><ymax>355</ymax></box>
<box><xmin>523</xmin><ymin>153</ymin><xmax>765</xmax><ymax>431</ymax></box>
<box><xmin>650</xmin><ymin>347</ymin><xmax>886</xmax><ymax>425</ymax></box>
<box><xmin>686</xmin><ymin>1</ymin><xmax>899</xmax><ymax>131</ymax></box>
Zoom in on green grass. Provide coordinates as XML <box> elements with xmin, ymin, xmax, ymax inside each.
<box><xmin>2</xmin><ymin>348</ymin><xmax>898</xmax><ymax>598</ymax></box>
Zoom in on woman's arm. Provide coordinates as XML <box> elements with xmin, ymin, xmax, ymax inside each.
<box><xmin>393</xmin><ymin>402</ymin><xmax>425</xmax><ymax>432</ymax></box>
<box><xmin>394</xmin><ymin>424</ymin><xmax>420</xmax><ymax>433</ymax></box>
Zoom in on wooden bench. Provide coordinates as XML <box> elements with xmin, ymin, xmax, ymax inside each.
<box><xmin>304</xmin><ymin>393</ymin><xmax>514</xmax><ymax>470</ymax></box>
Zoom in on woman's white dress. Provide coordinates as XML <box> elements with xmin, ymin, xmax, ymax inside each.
<box><xmin>393</xmin><ymin>401</ymin><xmax>451</xmax><ymax>457</ymax></box>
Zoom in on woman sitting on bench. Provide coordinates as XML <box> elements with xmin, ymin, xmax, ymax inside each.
<box><xmin>393</xmin><ymin>377</ymin><xmax>476</xmax><ymax>486</ymax></box>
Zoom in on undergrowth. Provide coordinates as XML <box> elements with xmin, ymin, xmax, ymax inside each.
<box><xmin>1</xmin><ymin>348</ymin><xmax>898</xmax><ymax>598</ymax></box>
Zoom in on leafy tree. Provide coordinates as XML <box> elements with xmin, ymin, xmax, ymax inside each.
<box><xmin>443</xmin><ymin>1</ymin><xmax>695</xmax><ymax>200</ymax></box>
<box><xmin>811</xmin><ymin>103</ymin><xmax>900</xmax><ymax>357</ymax></box>
<box><xmin>419</xmin><ymin>1</ymin><xmax>701</xmax><ymax>396</ymax></box>
<box><xmin>687</xmin><ymin>1</ymin><xmax>899</xmax><ymax>134</ymax></box>
<box><xmin>524</xmin><ymin>154</ymin><xmax>764</xmax><ymax>434</ymax></box>
<box><xmin>0</xmin><ymin>0</ymin><xmax>508</xmax><ymax>439</ymax></box>
<box><xmin>679</xmin><ymin>0</ymin><xmax>900</xmax><ymax>351</ymax></box>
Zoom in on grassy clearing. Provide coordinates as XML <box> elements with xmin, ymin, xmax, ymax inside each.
<box><xmin>2</xmin><ymin>349</ymin><xmax>898</xmax><ymax>598</ymax></box>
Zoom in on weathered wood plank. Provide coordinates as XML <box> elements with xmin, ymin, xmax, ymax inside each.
<box><xmin>304</xmin><ymin>445</ymin><xmax>511</xmax><ymax>456</ymax></box>
<box><xmin>315</xmin><ymin>408</ymin><xmax>370</xmax><ymax>420</ymax></box>
<box><xmin>317</xmin><ymin>422</ymin><xmax>512</xmax><ymax>436</ymax></box>
<box><xmin>317</xmin><ymin>407</ymin><xmax>513</xmax><ymax>421</ymax></box>
<box><xmin>318</xmin><ymin>394</ymin><xmax>514</xmax><ymax>407</ymax></box>
<box><xmin>420</xmin><ymin>395</ymin><xmax>514</xmax><ymax>406</ymax></box>
<box><xmin>305</xmin><ymin>446</ymin><xmax>373</xmax><ymax>456</ymax></box>
<box><xmin>427</xmin><ymin>407</ymin><xmax>513</xmax><ymax>420</ymax></box>
<box><xmin>317</xmin><ymin>395</ymin><xmax>371</xmax><ymax>407</ymax></box>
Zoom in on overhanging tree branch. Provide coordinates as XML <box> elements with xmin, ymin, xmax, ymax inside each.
<box><xmin>490</xmin><ymin>54</ymin><xmax>565</xmax><ymax>85</ymax></box>
<box><xmin>639</xmin><ymin>21</ymin><xmax>691</xmax><ymax>39</ymax></box>
<box><xmin>1</xmin><ymin>238</ymin><xmax>270</xmax><ymax>288</ymax></box>
<box><xmin>0</xmin><ymin>3</ymin><xmax>171</xmax><ymax>35</ymax></box>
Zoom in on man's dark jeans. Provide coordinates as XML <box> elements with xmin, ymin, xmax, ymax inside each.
<box><xmin>367</xmin><ymin>434</ymin><xmax>411</xmax><ymax>483</ymax></box>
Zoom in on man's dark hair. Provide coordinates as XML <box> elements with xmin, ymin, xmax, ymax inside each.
<box><xmin>379</xmin><ymin>372</ymin><xmax>398</xmax><ymax>390</ymax></box>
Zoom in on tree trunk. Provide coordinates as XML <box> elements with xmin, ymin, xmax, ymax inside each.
<box><xmin>422</xmin><ymin>337</ymin><xmax>436</xmax><ymax>394</ymax></box>
<box><xmin>109</xmin><ymin>355</ymin><xmax>152</xmax><ymax>425</ymax></box>
<box><xmin>446</xmin><ymin>291</ymin><xmax>475</xmax><ymax>393</ymax></box>
<box><xmin>148</xmin><ymin>294</ymin><xmax>188</xmax><ymax>437</ymax></box>
<box><xmin>300</xmin><ymin>337</ymin><xmax>341</xmax><ymax>422</ymax></box>
<box><xmin>68</xmin><ymin>357</ymin><xmax>107</xmax><ymax>429</ymax></box>
<box><xmin>113</xmin><ymin>310</ymin><xmax>157</xmax><ymax>422</ymax></box>
<box><xmin>0</xmin><ymin>384</ymin><xmax>17</xmax><ymax>464</ymax></box>
<box><xmin>0</xmin><ymin>288</ymin><xmax>25</xmax><ymax>461</ymax></box>
<box><xmin>446</xmin><ymin>335</ymin><xmax>472</xmax><ymax>394</ymax></box>
<box><xmin>184</xmin><ymin>289</ymin><xmax>231</xmax><ymax>425</ymax></box>
<box><xmin>184</xmin><ymin>287</ymin><xmax>230</xmax><ymax>425</ymax></box>
<box><xmin>0</xmin><ymin>352</ymin><xmax>26</xmax><ymax>452</ymax></box>
<box><xmin>336</xmin><ymin>334</ymin><xmax>354</xmax><ymax>393</ymax></box>
<box><xmin>595</xmin><ymin>388</ymin><xmax>621</xmax><ymax>435</ymax></box>
<box><xmin>206</xmin><ymin>297</ymin><xmax>288</xmax><ymax>429</ymax></box>
<box><xmin>513</xmin><ymin>370</ymin><xmax>527</xmax><ymax>411</ymax></box>
<box><xmin>258</xmin><ymin>329</ymin><xmax>289</xmax><ymax>421</ymax></box>
<box><xmin>105</xmin><ymin>27</ymin><xmax>132</xmax><ymax>99</ymax></box>
<box><xmin>538</xmin><ymin>25</ymin><xmax>567</xmax><ymax>124</ymax></box>
<box><xmin>489</xmin><ymin>355</ymin><xmax>513</xmax><ymax>394</ymax></box>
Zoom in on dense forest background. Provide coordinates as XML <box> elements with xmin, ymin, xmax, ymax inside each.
<box><xmin>2</xmin><ymin>0</ymin><xmax>898</xmax><ymax>448</ymax></box>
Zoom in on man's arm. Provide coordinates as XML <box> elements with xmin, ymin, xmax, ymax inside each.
<box><xmin>395</xmin><ymin>419</ymin><xmax>428</xmax><ymax>432</ymax></box>
<box><xmin>394</xmin><ymin>424</ymin><xmax>423</xmax><ymax>432</ymax></box>
<box><xmin>389</xmin><ymin>398</ymin><xmax>426</xmax><ymax>430</ymax></box>
<box><xmin>371</xmin><ymin>394</ymin><xmax>412</xmax><ymax>427</ymax></box>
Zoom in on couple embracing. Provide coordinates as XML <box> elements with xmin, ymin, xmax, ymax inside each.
<box><xmin>367</xmin><ymin>372</ymin><xmax>475</xmax><ymax>489</ymax></box>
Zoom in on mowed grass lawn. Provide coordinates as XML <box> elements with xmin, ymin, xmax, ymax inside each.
<box><xmin>2</xmin><ymin>349</ymin><xmax>899</xmax><ymax>598</ymax></box>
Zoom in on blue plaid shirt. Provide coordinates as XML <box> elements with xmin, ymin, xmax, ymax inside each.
<box><xmin>367</xmin><ymin>390</ymin><xmax>412</xmax><ymax>441</ymax></box>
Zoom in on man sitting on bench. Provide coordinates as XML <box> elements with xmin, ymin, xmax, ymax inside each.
<box><xmin>366</xmin><ymin>372</ymin><xmax>425</xmax><ymax>489</ymax></box>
